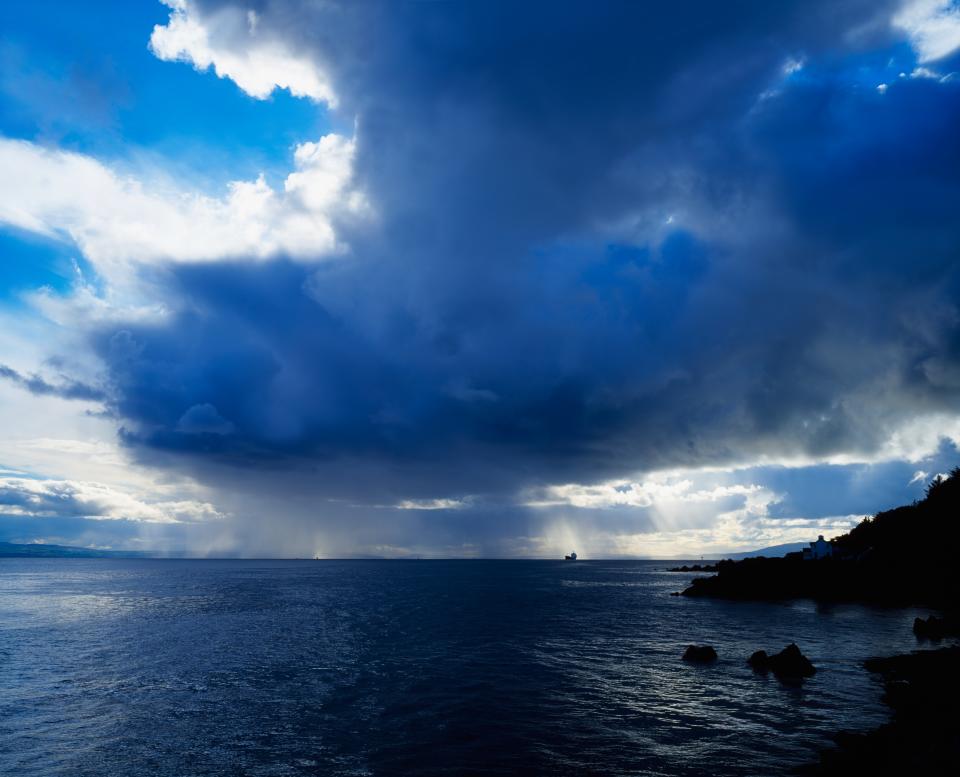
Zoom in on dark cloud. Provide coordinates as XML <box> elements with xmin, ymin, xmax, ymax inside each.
<box><xmin>0</xmin><ymin>363</ymin><xmax>105</xmax><ymax>402</ymax></box>
<box><xmin>82</xmin><ymin>1</ymin><xmax>960</xmax><ymax>538</ymax></box>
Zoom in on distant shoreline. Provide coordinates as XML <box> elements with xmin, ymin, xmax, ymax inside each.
<box><xmin>0</xmin><ymin>542</ymin><xmax>155</xmax><ymax>559</ymax></box>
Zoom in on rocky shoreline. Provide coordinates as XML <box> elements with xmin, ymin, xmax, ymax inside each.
<box><xmin>798</xmin><ymin>646</ymin><xmax>960</xmax><ymax>774</ymax></box>
<box><xmin>679</xmin><ymin>555</ymin><xmax>959</xmax><ymax>606</ymax></box>
<box><xmin>666</xmin><ymin>563</ymin><xmax>718</xmax><ymax>573</ymax></box>
<box><xmin>677</xmin><ymin>470</ymin><xmax>960</xmax><ymax>772</ymax></box>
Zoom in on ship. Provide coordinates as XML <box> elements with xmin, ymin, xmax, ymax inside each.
<box><xmin>564</xmin><ymin>551</ymin><xmax>578</xmax><ymax>560</ymax></box>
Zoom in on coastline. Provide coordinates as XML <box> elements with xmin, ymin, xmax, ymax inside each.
<box><xmin>680</xmin><ymin>555</ymin><xmax>958</xmax><ymax>608</ymax></box>
<box><xmin>799</xmin><ymin>646</ymin><xmax>960</xmax><ymax>774</ymax></box>
<box><xmin>673</xmin><ymin>471</ymin><xmax>960</xmax><ymax>773</ymax></box>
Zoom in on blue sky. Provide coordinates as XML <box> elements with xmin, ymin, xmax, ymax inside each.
<box><xmin>0</xmin><ymin>1</ymin><xmax>325</xmax><ymax>181</ymax></box>
<box><xmin>1</xmin><ymin>0</ymin><xmax>960</xmax><ymax>557</ymax></box>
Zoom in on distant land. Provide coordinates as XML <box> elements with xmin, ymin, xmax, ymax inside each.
<box><xmin>724</xmin><ymin>542</ymin><xmax>810</xmax><ymax>560</ymax></box>
<box><xmin>0</xmin><ymin>542</ymin><xmax>153</xmax><ymax>558</ymax></box>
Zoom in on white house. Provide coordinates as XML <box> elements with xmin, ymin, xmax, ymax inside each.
<box><xmin>802</xmin><ymin>535</ymin><xmax>833</xmax><ymax>560</ymax></box>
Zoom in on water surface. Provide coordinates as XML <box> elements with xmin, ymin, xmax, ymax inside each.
<box><xmin>0</xmin><ymin>559</ymin><xmax>939</xmax><ymax>775</ymax></box>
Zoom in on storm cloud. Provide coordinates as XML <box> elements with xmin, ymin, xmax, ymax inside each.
<box><xmin>97</xmin><ymin>4</ymin><xmax>960</xmax><ymax>481</ymax></box>
<box><xmin>4</xmin><ymin>0</ymin><xmax>960</xmax><ymax>555</ymax></box>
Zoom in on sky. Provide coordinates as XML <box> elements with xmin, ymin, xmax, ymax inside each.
<box><xmin>1</xmin><ymin>0</ymin><xmax>960</xmax><ymax>558</ymax></box>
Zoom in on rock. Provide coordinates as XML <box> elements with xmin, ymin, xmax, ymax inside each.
<box><xmin>748</xmin><ymin>643</ymin><xmax>816</xmax><ymax>679</ymax></box>
<box><xmin>769</xmin><ymin>643</ymin><xmax>816</xmax><ymax>678</ymax></box>
<box><xmin>803</xmin><ymin>647</ymin><xmax>960</xmax><ymax>774</ymax></box>
<box><xmin>682</xmin><ymin>644</ymin><xmax>718</xmax><ymax>663</ymax></box>
<box><xmin>881</xmin><ymin>679</ymin><xmax>914</xmax><ymax>709</ymax></box>
<box><xmin>914</xmin><ymin>616</ymin><xmax>942</xmax><ymax>639</ymax></box>
<box><xmin>912</xmin><ymin>615</ymin><xmax>959</xmax><ymax>640</ymax></box>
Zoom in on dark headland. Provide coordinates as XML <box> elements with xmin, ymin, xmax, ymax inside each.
<box><xmin>683</xmin><ymin>470</ymin><xmax>960</xmax><ymax>607</ymax></box>
<box><xmin>679</xmin><ymin>470</ymin><xmax>960</xmax><ymax>772</ymax></box>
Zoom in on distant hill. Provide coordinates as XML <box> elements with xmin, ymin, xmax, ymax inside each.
<box><xmin>0</xmin><ymin>542</ymin><xmax>152</xmax><ymax>558</ymax></box>
<box><xmin>683</xmin><ymin>469</ymin><xmax>960</xmax><ymax>607</ymax></box>
<box><xmin>725</xmin><ymin>542</ymin><xmax>810</xmax><ymax>560</ymax></box>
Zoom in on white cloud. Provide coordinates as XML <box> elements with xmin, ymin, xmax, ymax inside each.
<box><xmin>598</xmin><ymin>518</ymin><xmax>858</xmax><ymax>560</ymax></box>
<box><xmin>0</xmin><ymin>134</ymin><xmax>364</xmax><ymax>283</ymax></box>
<box><xmin>15</xmin><ymin>438</ymin><xmax>124</xmax><ymax>465</ymax></box>
<box><xmin>25</xmin><ymin>281</ymin><xmax>170</xmax><ymax>328</ymax></box>
<box><xmin>500</xmin><ymin>407</ymin><xmax>960</xmax><ymax>557</ymax></box>
<box><xmin>150</xmin><ymin>0</ymin><xmax>335</xmax><ymax>104</ymax></box>
<box><xmin>894</xmin><ymin>0</ymin><xmax>960</xmax><ymax>63</ymax></box>
<box><xmin>285</xmin><ymin>135</ymin><xmax>366</xmax><ymax>213</ymax></box>
<box><xmin>395</xmin><ymin>498</ymin><xmax>465</xmax><ymax>511</ymax></box>
<box><xmin>870</xmin><ymin>413</ymin><xmax>960</xmax><ymax>462</ymax></box>
<box><xmin>523</xmin><ymin>482</ymin><xmax>857</xmax><ymax>559</ymax></box>
<box><xmin>520</xmin><ymin>508</ymin><xmax>857</xmax><ymax>560</ymax></box>
<box><xmin>0</xmin><ymin>476</ymin><xmax>223</xmax><ymax>523</ymax></box>
<box><xmin>525</xmin><ymin>477</ymin><xmax>769</xmax><ymax>510</ymax></box>
<box><xmin>782</xmin><ymin>57</ymin><xmax>805</xmax><ymax>75</ymax></box>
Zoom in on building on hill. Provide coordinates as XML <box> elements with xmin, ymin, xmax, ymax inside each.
<box><xmin>802</xmin><ymin>535</ymin><xmax>833</xmax><ymax>560</ymax></box>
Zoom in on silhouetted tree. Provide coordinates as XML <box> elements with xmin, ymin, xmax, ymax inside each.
<box><xmin>926</xmin><ymin>474</ymin><xmax>946</xmax><ymax>501</ymax></box>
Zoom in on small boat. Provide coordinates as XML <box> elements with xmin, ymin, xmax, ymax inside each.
<box><xmin>564</xmin><ymin>551</ymin><xmax>578</xmax><ymax>561</ymax></box>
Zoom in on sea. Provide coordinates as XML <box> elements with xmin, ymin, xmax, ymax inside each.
<box><xmin>0</xmin><ymin>559</ymin><xmax>941</xmax><ymax>776</ymax></box>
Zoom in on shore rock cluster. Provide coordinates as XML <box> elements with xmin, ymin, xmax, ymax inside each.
<box><xmin>912</xmin><ymin>614</ymin><xmax>960</xmax><ymax>640</ymax></box>
<box><xmin>674</xmin><ymin>472</ymin><xmax>960</xmax><ymax>772</ymax></box>
<box><xmin>747</xmin><ymin>643</ymin><xmax>816</xmax><ymax>679</ymax></box>
<box><xmin>801</xmin><ymin>646</ymin><xmax>960</xmax><ymax>774</ymax></box>
<box><xmin>682</xmin><ymin>645</ymin><xmax>718</xmax><ymax>663</ymax></box>
<box><xmin>681</xmin><ymin>643</ymin><xmax>817</xmax><ymax>682</ymax></box>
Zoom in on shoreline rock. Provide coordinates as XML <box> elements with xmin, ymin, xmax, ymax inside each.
<box><xmin>913</xmin><ymin>614</ymin><xmax>960</xmax><ymax>640</ymax></box>
<box><xmin>682</xmin><ymin>645</ymin><xmax>718</xmax><ymax>663</ymax></box>
<box><xmin>747</xmin><ymin>649</ymin><xmax>769</xmax><ymax>669</ymax></box>
<box><xmin>748</xmin><ymin>643</ymin><xmax>816</xmax><ymax>680</ymax></box>
<box><xmin>799</xmin><ymin>646</ymin><xmax>960</xmax><ymax>774</ymax></box>
<box><xmin>680</xmin><ymin>555</ymin><xmax>958</xmax><ymax>607</ymax></box>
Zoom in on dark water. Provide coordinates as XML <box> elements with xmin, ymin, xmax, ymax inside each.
<box><xmin>0</xmin><ymin>559</ymin><xmax>941</xmax><ymax>776</ymax></box>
